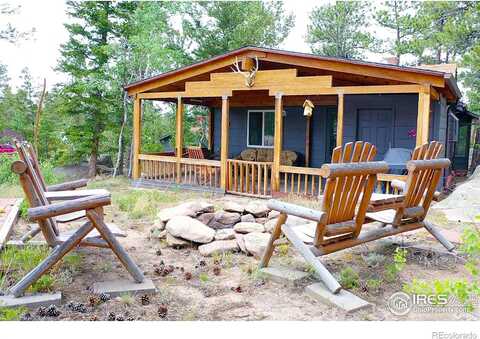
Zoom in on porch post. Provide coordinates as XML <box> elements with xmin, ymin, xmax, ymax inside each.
<box><xmin>273</xmin><ymin>92</ymin><xmax>283</xmax><ymax>192</ymax></box>
<box><xmin>132</xmin><ymin>96</ymin><xmax>141</xmax><ymax>179</ymax></box>
<box><xmin>336</xmin><ymin>93</ymin><xmax>344</xmax><ymax>147</ymax></box>
<box><xmin>175</xmin><ymin>96</ymin><xmax>184</xmax><ymax>183</ymax></box>
<box><xmin>220</xmin><ymin>95</ymin><xmax>229</xmax><ymax>190</ymax></box>
<box><xmin>416</xmin><ymin>86</ymin><xmax>431</xmax><ymax>146</ymax></box>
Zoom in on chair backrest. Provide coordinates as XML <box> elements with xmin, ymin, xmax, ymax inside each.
<box><xmin>320</xmin><ymin>161</ymin><xmax>389</xmax><ymax>239</ymax></box>
<box><xmin>331</xmin><ymin>141</ymin><xmax>377</xmax><ymax>164</ymax></box>
<box><xmin>187</xmin><ymin>146</ymin><xmax>205</xmax><ymax>159</ymax></box>
<box><xmin>396</xmin><ymin>158</ymin><xmax>450</xmax><ymax>224</ymax></box>
<box><xmin>12</xmin><ymin>140</ymin><xmax>59</xmax><ymax>243</ymax></box>
<box><xmin>411</xmin><ymin>141</ymin><xmax>443</xmax><ymax>160</ymax></box>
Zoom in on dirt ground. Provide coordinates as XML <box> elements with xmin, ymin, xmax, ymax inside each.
<box><xmin>2</xmin><ymin>177</ymin><xmax>479</xmax><ymax>321</ymax></box>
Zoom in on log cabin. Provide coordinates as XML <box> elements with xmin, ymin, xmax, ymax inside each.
<box><xmin>124</xmin><ymin>46</ymin><xmax>465</xmax><ymax>198</ymax></box>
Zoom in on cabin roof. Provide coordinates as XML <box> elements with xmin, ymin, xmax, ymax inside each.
<box><xmin>125</xmin><ymin>46</ymin><xmax>461</xmax><ymax>100</ymax></box>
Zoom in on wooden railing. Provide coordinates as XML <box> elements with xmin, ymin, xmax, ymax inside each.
<box><xmin>179</xmin><ymin>158</ymin><xmax>221</xmax><ymax>188</ymax></box>
<box><xmin>139</xmin><ymin>154</ymin><xmax>177</xmax><ymax>182</ymax></box>
<box><xmin>226</xmin><ymin>159</ymin><xmax>272</xmax><ymax>197</ymax></box>
<box><xmin>279</xmin><ymin>165</ymin><xmax>326</xmax><ymax>197</ymax></box>
<box><xmin>376</xmin><ymin>173</ymin><xmax>407</xmax><ymax>195</ymax></box>
<box><xmin>139</xmin><ymin>154</ymin><xmax>221</xmax><ymax>189</ymax></box>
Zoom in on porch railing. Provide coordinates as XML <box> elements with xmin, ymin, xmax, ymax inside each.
<box><xmin>179</xmin><ymin>158</ymin><xmax>221</xmax><ymax>188</ymax></box>
<box><xmin>139</xmin><ymin>154</ymin><xmax>407</xmax><ymax>197</ymax></box>
<box><xmin>139</xmin><ymin>154</ymin><xmax>176</xmax><ymax>182</ymax></box>
<box><xmin>226</xmin><ymin>159</ymin><xmax>273</xmax><ymax>197</ymax></box>
<box><xmin>279</xmin><ymin>165</ymin><xmax>326</xmax><ymax>197</ymax></box>
<box><xmin>138</xmin><ymin>154</ymin><xmax>221</xmax><ymax>189</ymax></box>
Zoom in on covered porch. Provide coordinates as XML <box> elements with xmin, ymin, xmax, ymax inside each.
<box><xmin>125</xmin><ymin>47</ymin><xmax>458</xmax><ymax>198</ymax></box>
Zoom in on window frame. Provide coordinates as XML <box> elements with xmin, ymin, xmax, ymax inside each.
<box><xmin>246</xmin><ymin>109</ymin><xmax>275</xmax><ymax>148</ymax></box>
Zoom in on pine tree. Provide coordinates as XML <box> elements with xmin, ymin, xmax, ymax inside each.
<box><xmin>306</xmin><ymin>1</ymin><xmax>376</xmax><ymax>59</ymax></box>
<box><xmin>375</xmin><ymin>1</ymin><xmax>419</xmax><ymax>65</ymax></box>
<box><xmin>57</xmin><ymin>1</ymin><xmax>137</xmax><ymax>177</ymax></box>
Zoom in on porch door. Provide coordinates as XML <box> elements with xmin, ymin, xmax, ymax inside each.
<box><xmin>357</xmin><ymin>108</ymin><xmax>394</xmax><ymax>160</ymax></box>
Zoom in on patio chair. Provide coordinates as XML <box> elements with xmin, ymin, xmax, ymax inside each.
<box><xmin>390</xmin><ymin>141</ymin><xmax>444</xmax><ymax>194</ymax></box>
<box><xmin>186</xmin><ymin>146</ymin><xmax>218</xmax><ymax>185</ymax></box>
<box><xmin>8</xmin><ymin>159</ymin><xmax>144</xmax><ymax>297</ymax></box>
<box><xmin>259</xmin><ymin>160</ymin><xmax>389</xmax><ymax>294</ymax></box>
<box><xmin>331</xmin><ymin>141</ymin><xmax>377</xmax><ymax>164</ymax></box>
<box><xmin>365</xmin><ymin>157</ymin><xmax>455</xmax><ymax>252</ymax></box>
<box><xmin>15</xmin><ymin>140</ymin><xmax>88</xmax><ymax>193</ymax></box>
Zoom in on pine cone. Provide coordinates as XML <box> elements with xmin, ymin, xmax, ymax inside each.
<box><xmin>99</xmin><ymin>293</ymin><xmax>111</xmax><ymax>302</ymax></box>
<box><xmin>157</xmin><ymin>304</ymin><xmax>168</xmax><ymax>318</ymax></box>
<box><xmin>107</xmin><ymin>312</ymin><xmax>116</xmax><ymax>321</ymax></box>
<box><xmin>46</xmin><ymin>305</ymin><xmax>60</xmax><ymax>317</ymax></box>
<box><xmin>140</xmin><ymin>294</ymin><xmax>150</xmax><ymax>306</ymax></box>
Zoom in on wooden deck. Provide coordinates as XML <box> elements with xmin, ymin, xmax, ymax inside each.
<box><xmin>0</xmin><ymin>198</ymin><xmax>22</xmax><ymax>250</ymax></box>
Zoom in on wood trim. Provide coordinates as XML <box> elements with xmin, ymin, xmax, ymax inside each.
<box><xmin>336</xmin><ymin>93</ymin><xmax>344</xmax><ymax>147</ymax></box>
<box><xmin>220</xmin><ymin>96</ymin><xmax>229</xmax><ymax>189</ymax></box>
<box><xmin>279</xmin><ymin>165</ymin><xmax>326</xmax><ymax>176</ymax></box>
<box><xmin>175</xmin><ymin>97</ymin><xmax>184</xmax><ymax>183</ymax></box>
<box><xmin>137</xmin><ymin>84</ymin><xmax>425</xmax><ymax>100</ymax></box>
<box><xmin>132</xmin><ymin>98</ymin><xmax>141</xmax><ymax>179</ymax></box>
<box><xmin>273</xmin><ymin>93</ymin><xmax>283</xmax><ymax>191</ymax></box>
<box><xmin>180</xmin><ymin>157</ymin><xmax>220</xmax><ymax>167</ymax></box>
<box><xmin>416</xmin><ymin>86</ymin><xmax>431</xmax><ymax>146</ymax></box>
<box><xmin>138</xmin><ymin>154</ymin><xmax>177</xmax><ymax>162</ymax></box>
<box><xmin>264</xmin><ymin>52</ymin><xmax>445</xmax><ymax>88</ymax></box>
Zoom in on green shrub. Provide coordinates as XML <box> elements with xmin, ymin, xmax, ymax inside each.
<box><xmin>339</xmin><ymin>267</ymin><xmax>360</xmax><ymax>289</ymax></box>
<box><xmin>403</xmin><ymin>226</ymin><xmax>480</xmax><ymax>311</ymax></box>
<box><xmin>0</xmin><ymin>307</ymin><xmax>27</xmax><ymax>321</ymax></box>
<box><xmin>30</xmin><ymin>274</ymin><xmax>54</xmax><ymax>293</ymax></box>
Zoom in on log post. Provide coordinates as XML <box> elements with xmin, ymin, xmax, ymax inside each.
<box><xmin>220</xmin><ymin>95</ymin><xmax>230</xmax><ymax>190</ymax></box>
<box><xmin>132</xmin><ymin>96</ymin><xmax>141</xmax><ymax>179</ymax></box>
<box><xmin>175</xmin><ymin>96</ymin><xmax>184</xmax><ymax>183</ymax></box>
<box><xmin>336</xmin><ymin>93</ymin><xmax>344</xmax><ymax>147</ymax></box>
<box><xmin>272</xmin><ymin>92</ymin><xmax>283</xmax><ymax>192</ymax></box>
<box><xmin>416</xmin><ymin>86</ymin><xmax>431</xmax><ymax>146</ymax></box>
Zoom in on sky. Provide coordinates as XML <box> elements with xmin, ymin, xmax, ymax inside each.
<box><xmin>0</xmin><ymin>0</ymin><xmax>389</xmax><ymax>90</ymax></box>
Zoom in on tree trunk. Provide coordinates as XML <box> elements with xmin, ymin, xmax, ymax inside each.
<box><xmin>88</xmin><ymin>136</ymin><xmax>99</xmax><ymax>178</ymax></box>
<box><xmin>114</xmin><ymin>91</ymin><xmax>129</xmax><ymax>177</ymax></box>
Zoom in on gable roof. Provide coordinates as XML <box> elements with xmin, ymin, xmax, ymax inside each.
<box><xmin>125</xmin><ymin>46</ymin><xmax>461</xmax><ymax>100</ymax></box>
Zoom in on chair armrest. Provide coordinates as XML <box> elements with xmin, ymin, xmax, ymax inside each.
<box><xmin>44</xmin><ymin>189</ymin><xmax>110</xmax><ymax>201</ymax></box>
<box><xmin>267</xmin><ymin>199</ymin><xmax>327</xmax><ymax>223</ymax></box>
<box><xmin>47</xmin><ymin>179</ymin><xmax>88</xmax><ymax>191</ymax></box>
<box><xmin>28</xmin><ymin>194</ymin><xmax>111</xmax><ymax>221</ymax></box>
<box><xmin>391</xmin><ymin>179</ymin><xmax>406</xmax><ymax>192</ymax></box>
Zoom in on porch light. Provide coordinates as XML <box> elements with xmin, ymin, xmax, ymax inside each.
<box><xmin>303</xmin><ymin>99</ymin><xmax>314</xmax><ymax>117</ymax></box>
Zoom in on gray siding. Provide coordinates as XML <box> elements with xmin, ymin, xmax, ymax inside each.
<box><xmin>212</xmin><ymin>93</ymin><xmax>445</xmax><ymax>166</ymax></box>
<box><xmin>343</xmin><ymin>94</ymin><xmax>419</xmax><ymax>160</ymax></box>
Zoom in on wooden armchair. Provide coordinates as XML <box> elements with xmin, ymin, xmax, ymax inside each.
<box><xmin>260</xmin><ymin>161</ymin><xmax>389</xmax><ymax>294</ymax></box>
<box><xmin>15</xmin><ymin>140</ymin><xmax>88</xmax><ymax>192</ymax></box>
<box><xmin>7</xmin><ymin>160</ymin><xmax>144</xmax><ymax>297</ymax></box>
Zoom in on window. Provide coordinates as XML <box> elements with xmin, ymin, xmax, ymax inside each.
<box><xmin>247</xmin><ymin>110</ymin><xmax>274</xmax><ymax>148</ymax></box>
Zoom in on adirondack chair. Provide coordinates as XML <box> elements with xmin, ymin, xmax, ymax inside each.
<box><xmin>8</xmin><ymin>159</ymin><xmax>144</xmax><ymax>297</ymax></box>
<box><xmin>365</xmin><ymin>157</ymin><xmax>455</xmax><ymax>251</ymax></box>
<box><xmin>331</xmin><ymin>141</ymin><xmax>377</xmax><ymax>164</ymax></box>
<box><xmin>390</xmin><ymin>141</ymin><xmax>444</xmax><ymax>193</ymax></box>
<box><xmin>15</xmin><ymin>140</ymin><xmax>88</xmax><ymax>192</ymax></box>
<box><xmin>259</xmin><ymin>160</ymin><xmax>389</xmax><ymax>294</ymax></box>
<box><xmin>13</xmin><ymin>140</ymin><xmax>109</xmax><ymax>243</ymax></box>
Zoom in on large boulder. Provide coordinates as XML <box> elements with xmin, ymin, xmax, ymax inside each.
<box><xmin>244</xmin><ymin>232</ymin><xmax>271</xmax><ymax>258</ymax></box>
<box><xmin>215</xmin><ymin>229</ymin><xmax>236</xmax><ymax>240</ymax></box>
<box><xmin>214</xmin><ymin>210</ymin><xmax>241</xmax><ymax>225</ymax></box>
<box><xmin>234</xmin><ymin>222</ymin><xmax>265</xmax><ymax>233</ymax></box>
<box><xmin>245</xmin><ymin>202</ymin><xmax>269</xmax><ymax>218</ymax></box>
<box><xmin>166</xmin><ymin>216</ymin><xmax>215</xmax><ymax>243</ymax></box>
<box><xmin>264</xmin><ymin>218</ymin><xmax>278</xmax><ymax>233</ymax></box>
<box><xmin>157</xmin><ymin>201</ymin><xmax>214</xmax><ymax>223</ymax></box>
<box><xmin>197</xmin><ymin>212</ymin><xmax>215</xmax><ymax>226</ymax></box>
<box><xmin>433</xmin><ymin>172</ymin><xmax>480</xmax><ymax>222</ymax></box>
<box><xmin>240</xmin><ymin>214</ymin><xmax>256</xmax><ymax>223</ymax></box>
<box><xmin>166</xmin><ymin>232</ymin><xmax>190</xmax><ymax>248</ymax></box>
<box><xmin>223</xmin><ymin>201</ymin><xmax>244</xmax><ymax>214</ymax></box>
<box><xmin>235</xmin><ymin>233</ymin><xmax>247</xmax><ymax>253</ymax></box>
<box><xmin>198</xmin><ymin>240</ymin><xmax>239</xmax><ymax>256</ymax></box>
